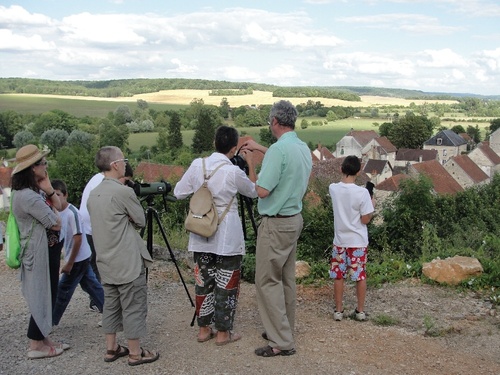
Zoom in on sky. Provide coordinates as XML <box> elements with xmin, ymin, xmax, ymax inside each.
<box><xmin>1</xmin><ymin>0</ymin><xmax>500</xmax><ymax>96</ymax></box>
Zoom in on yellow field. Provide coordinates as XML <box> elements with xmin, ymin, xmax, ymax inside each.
<box><xmin>11</xmin><ymin>90</ymin><xmax>459</xmax><ymax>108</ymax></box>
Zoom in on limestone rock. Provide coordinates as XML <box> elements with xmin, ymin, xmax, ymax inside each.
<box><xmin>296</xmin><ymin>260</ymin><xmax>311</xmax><ymax>278</ymax></box>
<box><xmin>422</xmin><ymin>256</ymin><xmax>483</xmax><ymax>285</ymax></box>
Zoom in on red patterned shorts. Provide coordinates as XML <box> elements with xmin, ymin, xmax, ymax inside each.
<box><xmin>329</xmin><ymin>245</ymin><xmax>367</xmax><ymax>281</ymax></box>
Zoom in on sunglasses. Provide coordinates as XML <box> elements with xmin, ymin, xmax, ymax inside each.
<box><xmin>34</xmin><ymin>160</ymin><xmax>48</xmax><ymax>166</ymax></box>
<box><xmin>110</xmin><ymin>158</ymin><xmax>129</xmax><ymax>166</ymax></box>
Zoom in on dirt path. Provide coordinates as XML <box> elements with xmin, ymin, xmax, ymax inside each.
<box><xmin>0</xmin><ymin>255</ymin><xmax>498</xmax><ymax>375</ymax></box>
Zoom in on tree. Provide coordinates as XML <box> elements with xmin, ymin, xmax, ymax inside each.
<box><xmin>0</xmin><ymin>110</ymin><xmax>24</xmax><ymax>148</ymax></box>
<box><xmin>489</xmin><ymin>118</ymin><xmax>500</xmax><ymax>133</ymax></box>
<box><xmin>157</xmin><ymin>129</ymin><xmax>169</xmax><ymax>152</ymax></box>
<box><xmin>154</xmin><ymin>112</ymin><xmax>170</xmax><ymax>129</ymax></box>
<box><xmin>49</xmin><ymin>146</ymin><xmax>97</xmax><ymax>205</ymax></box>
<box><xmin>451</xmin><ymin>125</ymin><xmax>466</xmax><ymax>134</ymax></box>
<box><xmin>40</xmin><ymin>129</ymin><xmax>69</xmax><ymax>156</ymax></box>
<box><xmin>466</xmin><ymin>125</ymin><xmax>481</xmax><ymax>143</ymax></box>
<box><xmin>167</xmin><ymin>111</ymin><xmax>183</xmax><ymax>151</ymax></box>
<box><xmin>32</xmin><ymin>110</ymin><xmax>76</xmax><ymax>136</ymax></box>
<box><xmin>67</xmin><ymin>130</ymin><xmax>95</xmax><ymax>151</ymax></box>
<box><xmin>242</xmin><ymin>109</ymin><xmax>264</xmax><ymax>127</ymax></box>
<box><xmin>137</xmin><ymin>99</ymin><xmax>148</xmax><ymax>111</ymax></box>
<box><xmin>388</xmin><ymin>113</ymin><xmax>433</xmax><ymax>149</ymax></box>
<box><xmin>192</xmin><ymin>107</ymin><xmax>218</xmax><ymax>154</ymax></box>
<box><xmin>259</xmin><ymin>128</ymin><xmax>275</xmax><ymax>147</ymax></box>
<box><xmin>219</xmin><ymin>97</ymin><xmax>230</xmax><ymax>119</ymax></box>
<box><xmin>378</xmin><ymin>122</ymin><xmax>394</xmax><ymax>137</ymax></box>
<box><xmin>377</xmin><ymin>174</ymin><xmax>435</xmax><ymax>258</ymax></box>
<box><xmin>326</xmin><ymin>111</ymin><xmax>337</xmax><ymax>122</ymax></box>
<box><xmin>114</xmin><ymin>105</ymin><xmax>133</xmax><ymax>126</ymax></box>
<box><xmin>99</xmin><ymin>123</ymin><xmax>129</xmax><ymax>150</ymax></box>
<box><xmin>13</xmin><ymin>130</ymin><xmax>36</xmax><ymax>149</ymax></box>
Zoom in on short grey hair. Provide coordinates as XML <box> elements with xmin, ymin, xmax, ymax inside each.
<box><xmin>95</xmin><ymin>146</ymin><xmax>121</xmax><ymax>172</ymax></box>
<box><xmin>269</xmin><ymin>100</ymin><xmax>298</xmax><ymax>129</ymax></box>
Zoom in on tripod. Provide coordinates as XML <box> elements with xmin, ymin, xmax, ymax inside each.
<box><xmin>140</xmin><ymin>194</ymin><xmax>194</xmax><ymax>311</ymax></box>
<box><xmin>238</xmin><ymin>194</ymin><xmax>258</xmax><ymax>240</ymax></box>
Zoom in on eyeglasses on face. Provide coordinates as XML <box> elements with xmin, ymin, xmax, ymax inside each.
<box><xmin>110</xmin><ymin>158</ymin><xmax>128</xmax><ymax>166</ymax></box>
<box><xmin>34</xmin><ymin>160</ymin><xmax>48</xmax><ymax>166</ymax></box>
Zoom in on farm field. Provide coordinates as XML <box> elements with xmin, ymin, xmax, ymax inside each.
<box><xmin>0</xmin><ymin>94</ymin><xmax>184</xmax><ymax>117</ymax></box>
<box><xmin>0</xmin><ymin>90</ymin><xmax>491</xmax><ymax>152</ymax></box>
<box><xmin>129</xmin><ymin>117</ymin><xmax>379</xmax><ymax>152</ymax></box>
<box><xmin>0</xmin><ymin>90</ymin><xmax>459</xmax><ymax>115</ymax></box>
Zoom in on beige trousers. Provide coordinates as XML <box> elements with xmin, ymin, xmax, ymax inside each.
<box><xmin>255</xmin><ymin>214</ymin><xmax>303</xmax><ymax>351</ymax></box>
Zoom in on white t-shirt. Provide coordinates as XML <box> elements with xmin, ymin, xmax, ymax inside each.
<box><xmin>79</xmin><ymin>173</ymin><xmax>104</xmax><ymax>235</ymax></box>
<box><xmin>60</xmin><ymin>203</ymin><xmax>92</xmax><ymax>263</ymax></box>
<box><xmin>329</xmin><ymin>182</ymin><xmax>374</xmax><ymax>247</ymax></box>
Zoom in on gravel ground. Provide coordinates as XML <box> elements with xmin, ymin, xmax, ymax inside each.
<box><xmin>1</xmin><ymin>251</ymin><xmax>499</xmax><ymax>375</ymax></box>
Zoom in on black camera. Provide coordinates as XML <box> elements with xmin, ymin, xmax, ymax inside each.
<box><xmin>230</xmin><ymin>149</ymin><xmax>249</xmax><ymax>175</ymax></box>
<box><xmin>133</xmin><ymin>181</ymin><xmax>172</xmax><ymax>197</ymax></box>
<box><xmin>365</xmin><ymin>181</ymin><xmax>374</xmax><ymax>197</ymax></box>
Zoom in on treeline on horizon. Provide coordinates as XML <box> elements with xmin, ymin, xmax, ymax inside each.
<box><xmin>1</xmin><ymin>77</ymin><xmax>498</xmax><ymax>101</ymax></box>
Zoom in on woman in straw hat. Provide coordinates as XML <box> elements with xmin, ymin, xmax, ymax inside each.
<box><xmin>11</xmin><ymin>144</ymin><xmax>68</xmax><ymax>359</ymax></box>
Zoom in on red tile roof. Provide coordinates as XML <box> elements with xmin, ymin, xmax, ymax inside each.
<box><xmin>478</xmin><ymin>142</ymin><xmax>500</xmax><ymax>164</ymax></box>
<box><xmin>310</xmin><ymin>157</ymin><xmax>370</xmax><ymax>185</ymax></box>
<box><xmin>375</xmin><ymin>136</ymin><xmax>397</xmax><ymax>153</ymax></box>
<box><xmin>312</xmin><ymin>145</ymin><xmax>335</xmax><ymax>162</ymax></box>
<box><xmin>346</xmin><ymin>130</ymin><xmax>379</xmax><ymax>147</ymax></box>
<box><xmin>0</xmin><ymin>167</ymin><xmax>13</xmax><ymax>188</ymax></box>
<box><xmin>375</xmin><ymin>174</ymin><xmax>410</xmax><ymax>192</ymax></box>
<box><xmin>134</xmin><ymin>162</ymin><xmax>185</xmax><ymax>183</ymax></box>
<box><xmin>364</xmin><ymin>159</ymin><xmax>390</xmax><ymax>175</ymax></box>
<box><xmin>396</xmin><ymin>148</ymin><xmax>438</xmax><ymax>162</ymax></box>
<box><xmin>412</xmin><ymin>160</ymin><xmax>463</xmax><ymax>195</ymax></box>
<box><xmin>449</xmin><ymin>155</ymin><xmax>489</xmax><ymax>183</ymax></box>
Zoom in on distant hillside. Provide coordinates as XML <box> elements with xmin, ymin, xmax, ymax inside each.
<box><xmin>0</xmin><ymin>77</ymin><xmax>499</xmax><ymax>101</ymax></box>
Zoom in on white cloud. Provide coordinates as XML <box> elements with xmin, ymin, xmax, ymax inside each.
<box><xmin>59</xmin><ymin>13</ymin><xmax>146</xmax><ymax>46</ymax></box>
<box><xmin>222</xmin><ymin>66</ymin><xmax>261</xmax><ymax>81</ymax></box>
<box><xmin>337</xmin><ymin>13</ymin><xmax>462</xmax><ymax>35</ymax></box>
<box><xmin>267</xmin><ymin>65</ymin><xmax>302</xmax><ymax>79</ymax></box>
<box><xmin>0</xmin><ymin>5</ymin><xmax>52</xmax><ymax>26</ymax></box>
<box><xmin>0</xmin><ymin>29</ymin><xmax>55</xmax><ymax>51</ymax></box>
<box><xmin>323</xmin><ymin>52</ymin><xmax>415</xmax><ymax>77</ymax></box>
<box><xmin>417</xmin><ymin>49</ymin><xmax>469</xmax><ymax>68</ymax></box>
<box><xmin>168</xmin><ymin>58</ymin><xmax>198</xmax><ymax>74</ymax></box>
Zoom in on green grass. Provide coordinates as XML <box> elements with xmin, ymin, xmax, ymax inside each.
<box><xmin>128</xmin><ymin>118</ymin><xmax>379</xmax><ymax>152</ymax></box>
<box><xmin>0</xmin><ymin>94</ymin><xmax>185</xmax><ymax>117</ymax></box>
<box><xmin>372</xmin><ymin>313</ymin><xmax>400</xmax><ymax>326</ymax></box>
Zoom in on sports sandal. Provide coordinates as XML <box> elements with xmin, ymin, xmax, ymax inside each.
<box><xmin>215</xmin><ymin>331</ymin><xmax>242</xmax><ymax>346</ymax></box>
<box><xmin>104</xmin><ymin>344</ymin><xmax>129</xmax><ymax>362</ymax></box>
<box><xmin>197</xmin><ymin>327</ymin><xmax>216</xmax><ymax>343</ymax></box>
<box><xmin>255</xmin><ymin>345</ymin><xmax>296</xmax><ymax>357</ymax></box>
<box><xmin>128</xmin><ymin>348</ymin><xmax>160</xmax><ymax>366</ymax></box>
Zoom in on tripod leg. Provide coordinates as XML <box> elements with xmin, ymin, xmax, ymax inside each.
<box><xmin>152</xmin><ymin>210</ymin><xmax>195</xmax><ymax>308</ymax></box>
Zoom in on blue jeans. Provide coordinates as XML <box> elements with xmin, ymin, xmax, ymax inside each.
<box><xmin>52</xmin><ymin>258</ymin><xmax>104</xmax><ymax>326</ymax></box>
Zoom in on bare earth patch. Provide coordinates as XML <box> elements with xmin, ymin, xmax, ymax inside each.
<box><xmin>1</xmin><ymin>252</ymin><xmax>498</xmax><ymax>375</ymax></box>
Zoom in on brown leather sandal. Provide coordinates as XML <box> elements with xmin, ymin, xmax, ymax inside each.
<box><xmin>128</xmin><ymin>348</ymin><xmax>160</xmax><ymax>366</ymax></box>
<box><xmin>104</xmin><ymin>344</ymin><xmax>129</xmax><ymax>362</ymax></box>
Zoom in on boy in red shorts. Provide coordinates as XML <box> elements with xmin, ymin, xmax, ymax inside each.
<box><xmin>329</xmin><ymin>156</ymin><xmax>374</xmax><ymax>321</ymax></box>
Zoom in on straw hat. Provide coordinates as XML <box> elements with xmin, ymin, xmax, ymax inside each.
<box><xmin>12</xmin><ymin>144</ymin><xmax>50</xmax><ymax>175</ymax></box>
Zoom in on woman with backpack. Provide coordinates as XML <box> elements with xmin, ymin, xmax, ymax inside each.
<box><xmin>174</xmin><ymin>126</ymin><xmax>258</xmax><ymax>346</ymax></box>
